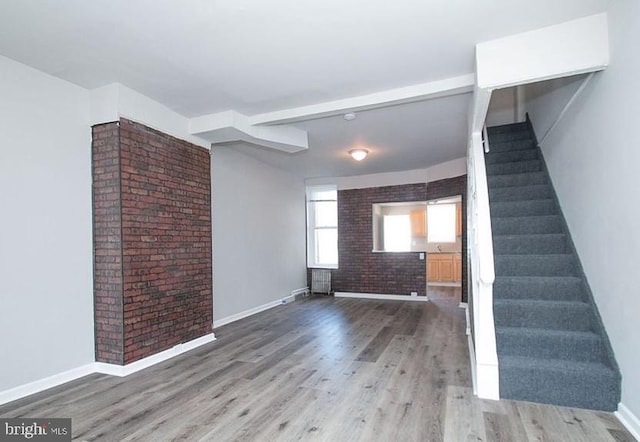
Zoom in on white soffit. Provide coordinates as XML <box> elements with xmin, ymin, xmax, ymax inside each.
<box><xmin>189</xmin><ymin>111</ymin><xmax>309</xmax><ymax>153</ymax></box>
<box><xmin>476</xmin><ymin>13</ymin><xmax>609</xmax><ymax>89</ymax></box>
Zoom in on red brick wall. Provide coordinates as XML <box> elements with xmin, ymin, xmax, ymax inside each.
<box><xmin>333</xmin><ymin>183</ymin><xmax>428</xmax><ymax>296</ymax></box>
<box><xmin>309</xmin><ymin>176</ymin><xmax>468</xmax><ymax>302</ymax></box>
<box><xmin>92</xmin><ymin>122</ymin><xmax>125</xmax><ymax>364</ymax></box>
<box><xmin>92</xmin><ymin>119</ymin><xmax>213</xmax><ymax>364</ymax></box>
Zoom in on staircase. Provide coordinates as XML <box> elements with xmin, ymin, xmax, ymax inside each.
<box><xmin>485</xmin><ymin>119</ymin><xmax>621</xmax><ymax>411</ymax></box>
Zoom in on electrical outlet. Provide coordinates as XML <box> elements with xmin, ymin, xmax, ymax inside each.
<box><xmin>419</xmin><ymin>253</ymin><xmax>425</xmax><ymax>260</ymax></box>
<box><xmin>410</xmin><ymin>292</ymin><xmax>418</xmax><ymax>297</ymax></box>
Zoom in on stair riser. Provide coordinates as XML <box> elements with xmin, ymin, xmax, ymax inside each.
<box><xmin>487</xmin><ymin>122</ymin><xmax>529</xmax><ymax>135</ymax></box>
<box><xmin>493</xmin><ymin>235</ymin><xmax>568</xmax><ymax>255</ymax></box>
<box><xmin>486</xmin><ymin>160</ymin><xmax>542</xmax><ymax>175</ymax></box>
<box><xmin>499</xmin><ymin>365</ymin><xmax>619</xmax><ymax>411</ymax></box>
<box><xmin>495</xmin><ymin>255</ymin><xmax>577</xmax><ymax>277</ymax></box>
<box><xmin>492</xmin><ymin>216</ymin><xmax>563</xmax><ymax>235</ymax></box>
<box><xmin>488</xmin><ymin>172</ymin><xmax>548</xmax><ymax>188</ymax></box>
<box><xmin>493</xmin><ymin>277</ymin><xmax>584</xmax><ymax>302</ymax></box>
<box><xmin>490</xmin><ymin>185</ymin><xmax>553</xmax><ymax>202</ymax></box>
<box><xmin>496</xmin><ymin>330</ymin><xmax>604</xmax><ymax>362</ymax></box>
<box><xmin>488</xmin><ymin>139</ymin><xmax>537</xmax><ymax>153</ymax></box>
<box><xmin>490</xmin><ymin>200</ymin><xmax>556</xmax><ymax>217</ymax></box>
<box><xmin>494</xmin><ymin>303</ymin><xmax>592</xmax><ymax>331</ymax></box>
<box><xmin>487</xmin><ymin>131</ymin><xmax>533</xmax><ymax>144</ymax></box>
<box><xmin>485</xmin><ymin>149</ymin><xmax>539</xmax><ymax>164</ymax></box>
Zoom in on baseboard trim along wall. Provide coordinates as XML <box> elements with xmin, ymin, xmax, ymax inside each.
<box><xmin>460</xmin><ymin>302</ymin><xmax>471</xmax><ymax>335</ymax></box>
<box><xmin>334</xmin><ymin>292</ymin><xmax>429</xmax><ymax>302</ymax></box>
<box><xmin>94</xmin><ymin>333</ymin><xmax>217</xmax><ymax>377</ymax></box>
<box><xmin>427</xmin><ymin>282</ymin><xmax>462</xmax><ymax>287</ymax></box>
<box><xmin>0</xmin><ymin>333</ymin><xmax>217</xmax><ymax>406</ymax></box>
<box><xmin>213</xmin><ymin>290</ymin><xmax>306</xmax><ymax>329</ymax></box>
<box><xmin>0</xmin><ymin>363</ymin><xmax>97</xmax><ymax>406</ymax></box>
<box><xmin>615</xmin><ymin>403</ymin><xmax>640</xmax><ymax>441</ymax></box>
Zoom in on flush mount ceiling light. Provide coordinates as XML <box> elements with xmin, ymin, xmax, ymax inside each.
<box><xmin>349</xmin><ymin>148</ymin><xmax>368</xmax><ymax>161</ymax></box>
<box><xmin>343</xmin><ymin>112</ymin><xmax>356</xmax><ymax>121</ymax></box>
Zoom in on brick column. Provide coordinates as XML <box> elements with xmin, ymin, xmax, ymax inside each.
<box><xmin>92</xmin><ymin>119</ymin><xmax>213</xmax><ymax>365</ymax></box>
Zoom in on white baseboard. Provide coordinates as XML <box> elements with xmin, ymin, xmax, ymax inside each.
<box><xmin>94</xmin><ymin>332</ymin><xmax>217</xmax><ymax>377</ymax></box>
<box><xmin>428</xmin><ymin>282</ymin><xmax>462</xmax><ymax>287</ymax></box>
<box><xmin>334</xmin><ymin>292</ymin><xmax>429</xmax><ymax>302</ymax></box>
<box><xmin>467</xmin><ymin>333</ymin><xmax>477</xmax><ymax>396</ymax></box>
<box><xmin>616</xmin><ymin>403</ymin><xmax>640</xmax><ymax>441</ymax></box>
<box><xmin>213</xmin><ymin>295</ymin><xmax>296</xmax><ymax>328</ymax></box>
<box><xmin>460</xmin><ymin>302</ymin><xmax>471</xmax><ymax>335</ymax></box>
<box><xmin>0</xmin><ymin>363</ymin><xmax>97</xmax><ymax>406</ymax></box>
<box><xmin>0</xmin><ymin>332</ymin><xmax>217</xmax><ymax>406</ymax></box>
<box><xmin>291</xmin><ymin>287</ymin><xmax>310</xmax><ymax>297</ymax></box>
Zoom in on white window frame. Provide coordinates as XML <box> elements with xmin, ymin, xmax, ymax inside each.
<box><xmin>306</xmin><ymin>185</ymin><xmax>338</xmax><ymax>269</ymax></box>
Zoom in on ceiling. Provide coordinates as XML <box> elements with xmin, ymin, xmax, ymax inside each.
<box><xmin>0</xmin><ymin>0</ymin><xmax>608</xmax><ymax>179</ymax></box>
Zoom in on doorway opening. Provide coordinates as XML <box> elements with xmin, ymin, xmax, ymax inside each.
<box><xmin>425</xmin><ymin>195</ymin><xmax>463</xmax><ymax>302</ymax></box>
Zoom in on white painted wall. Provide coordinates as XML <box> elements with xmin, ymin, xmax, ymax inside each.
<box><xmin>305</xmin><ymin>157</ymin><xmax>466</xmax><ymax>190</ymax></box>
<box><xmin>0</xmin><ymin>55</ymin><xmax>94</xmax><ymax>391</ymax></box>
<box><xmin>524</xmin><ymin>74</ymin><xmax>587</xmax><ymax>142</ymax></box>
<box><xmin>211</xmin><ymin>147</ymin><xmax>307</xmax><ymax>322</ymax></box>
<box><xmin>90</xmin><ymin>83</ymin><xmax>210</xmax><ymax>149</ymax></box>
<box><xmin>486</xmin><ymin>87</ymin><xmax>518</xmax><ymax>127</ymax></box>
<box><xmin>524</xmin><ymin>0</ymin><xmax>640</xmax><ymax>420</ymax></box>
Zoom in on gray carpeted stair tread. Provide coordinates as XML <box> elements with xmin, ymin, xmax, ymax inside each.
<box><xmin>487</xmin><ymin>122</ymin><xmax>529</xmax><ymax>134</ymax></box>
<box><xmin>490</xmin><ymin>199</ymin><xmax>557</xmax><ymax>217</ymax></box>
<box><xmin>493</xmin><ymin>233</ymin><xmax>568</xmax><ymax>255</ymax></box>
<box><xmin>499</xmin><ymin>355</ymin><xmax>619</xmax><ymax>411</ymax></box>
<box><xmin>485</xmin><ymin>149</ymin><xmax>539</xmax><ymax>164</ymax></box>
<box><xmin>496</xmin><ymin>327</ymin><xmax>605</xmax><ymax>363</ymax></box>
<box><xmin>487</xmin><ymin>130</ymin><xmax>533</xmax><ymax>144</ymax></box>
<box><xmin>493</xmin><ymin>276</ymin><xmax>584</xmax><ymax>302</ymax></box>
<box><xmin>494</xmin><ymin>254</ymin><xmax>577</xmax><ymax>276</ymax></box>
<box><xmin>489</xmin><ymin>184</ymin><xmax>553</xmax><ymax>202</ymax></box>
<box><xmin>492</xmin><ymin>215</ymin><xmax>563</xmax><ymax>235</ymax></box>
<box><xmin>487</xmin><ymin>159</ymin><xmax>542</xmax><ymax>175</ymax></box>
<box><xmin>488</xmin><ymin>171</ymin><xmax>548</xmax><ymax>188</ymax></box>
<box><xmin>487</xmin><ymin>139</ymin><xmax>537</xmax><ymax>153</ymax></box>
<box><xmin>494</xmin><ymin>299</ymin><xmax>592</xmax><ymax>331</ymax></box>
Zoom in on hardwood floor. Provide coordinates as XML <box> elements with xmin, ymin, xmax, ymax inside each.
<box><xmin>0</xmin><ymin>287</ymin><xmax>634</xmax><ymax>441</ymax></box>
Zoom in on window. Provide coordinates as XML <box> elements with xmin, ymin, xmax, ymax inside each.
<box><xmin>383</xmin><ymin>214</ymin><xmax>411</xmax><ymax>252</ymax></box>
<box><xmin>306</xmin><ymin>185</ymin><xmax>338</xmax><ymax>268</ymax></box>
<box><xmin>427</xmin><ymin>203</ymin><xmax>456</xmax><ymax>243</ymax></box>
<box><xmin>372</xmin><ymin>201</ymin><xmax>427</xmax><ymax>252</ymax></box>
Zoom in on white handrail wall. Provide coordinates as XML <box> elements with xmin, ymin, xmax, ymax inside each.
<box><xmin>467</xmin><ymin>86</ymin><xmax>500</xmax><ymax>400</ymax></box>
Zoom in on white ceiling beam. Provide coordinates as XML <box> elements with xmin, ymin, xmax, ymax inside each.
<box><xmin>188</xmin><ymin>74</ymin><xmax>474</xmax><ymax>153</ymax></box>
<box><xmin>189</xmin><ymin>111</ymin><xmax>309</xmax><ymax>153</ymax></box>
<box><xmin>249</xmin><ymin>73</ymin><xmax>475</xmax><ymax>126</ymax></box>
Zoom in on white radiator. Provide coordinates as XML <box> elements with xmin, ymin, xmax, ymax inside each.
<box><xmin>311</xmin><ymin>269</ymin><xmax>332</xmax><ymax>294</ymax></box>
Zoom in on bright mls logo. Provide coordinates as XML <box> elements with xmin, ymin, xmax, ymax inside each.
<box><xmin>0</xmin><ymin>419</ymin><xmax>71</xmax><ymax>441</ymax></box>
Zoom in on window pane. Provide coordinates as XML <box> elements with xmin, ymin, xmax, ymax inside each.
<box><xmin>310</xmin><ymin>189</ymin><xmax>337</xmax><ymax>201</ymax></box>
<box><xmin>315</xmin><ymin>228</ymin><xmax>338</xmax><ymax>264</ymax></box>
<box><xmin>315</xmin><ymin>201</ymin><xmax>337</xmax><ymax>227</ymax></box>
<box><xmin>383</xmin><ymin>215</ymin><xmax>411</xmax><ymax>252</ymax></box>
<box><xmin>427</xmin><ymin>204</ymin><xmax>456</xmax><ymax>243</ymax></box>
